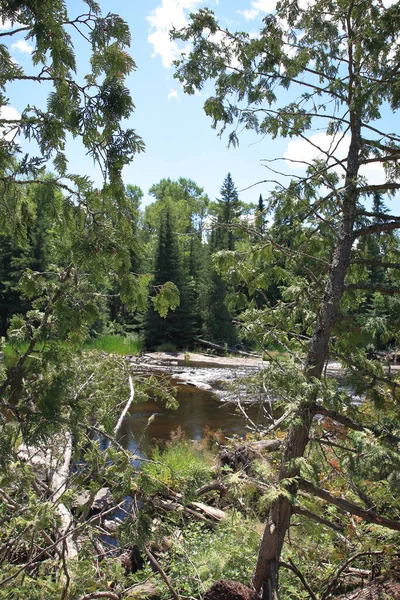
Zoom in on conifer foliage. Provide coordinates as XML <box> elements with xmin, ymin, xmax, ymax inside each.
<box><xmin>173</xmin><ymin>1</ymin><xmax>400</xmax><ymax>596</ymax></box>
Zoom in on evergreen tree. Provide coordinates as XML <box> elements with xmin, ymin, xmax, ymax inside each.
<box><xmin>201</xmin><ymin>175</ymin><xmax>242</xmax><ymax>345</ymax></box>
<box><xmin>143</xmin><ymin>179</ymin><xmax>209</xmax><ymax>348</ymax></box>
<box><xmin>217</xmin><ymin>172</ymin><xmax>241</xmax><ymax>251</ymax></box>
<box><xmin>0</xmin><ymin>180</ymin><xmax>65</xmax><ymax>335</ymax></box>
<box><xmin>200</xmin><ymin>220</ymin><xmax>237</xmax><ymax>345</ymax></box>
<box><xmin>255</xmin><ymin>194</ymin><xmax>266</xmax><ymax>236</ymax></box>
<box><xmin>174</xmin><ymin>1</ymin><xmax>400</xmax><ymax>595</ymax></box>
<box><xmin>145</xmin><ymin>206</ymin><xmax>196</xmax><ymax>349</ymax></box>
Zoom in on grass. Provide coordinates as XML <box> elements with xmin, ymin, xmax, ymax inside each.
<box><xmin>3</xmin><ymin>334</ymin><xmax>142</xmax><ymax>369</ymax></box>
<box><xmin>83</xmin><ymin>334</ymin><xmax>143</xmax><ymax>356</ymax></box>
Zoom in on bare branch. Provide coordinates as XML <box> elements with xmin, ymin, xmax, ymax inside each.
<box><xmin>292</xmin><ymin>505</ymin><xmax>345</xmax><ymax>533</ymax></box>
<box><xmin>354</xmin><ymin>220</ymin><xmax>400</xmax><ymax>238</ymax></box>
<box><xmin>313</xmin><ymin>404</ymin><xmax>400</xmax><ymax>444</ymax></box>
<box><xmin>321</xmin><ymin>551</ymin><xmax>383</xmax><ymax>600</ymax></box>
<box><xmin>279</xmin><ymin>559</ymin><xmax>318</xmax><ymax>600</ymax></box>
<box><xmin>114</xmin><ymin>376</ymin><xmax>135</xmax><ymax>438</ymax></box>
<box><xmin>0</xmin><ymin>26</ymin><xmax>30</xmax><ymax>37</ymax></box>
<box><xmin>299</xmin><ymin>479</ymin><xmax>400</xmax><ymax>532</ymax></box>
<box><xmin>144</xmin><ymin>546</ymin><xmax>180</xmax><ymax>600</ymax></box>
<box><xmin>77</xmin><ymin>592</ymin><xmax>120</xmax><ymax>600</ymax></box>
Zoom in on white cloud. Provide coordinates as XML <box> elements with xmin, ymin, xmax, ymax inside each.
<box><xmin>147</xmin><ymin>0</ymin><xmax>203</xmax><ymax>68</ymax></box>
<box><xmin>11</xmin><ymin>39</ymin><xmax>33</xmax><ymax>54</ymax></box>
<box><xmin>284</xmin><ymin>132</ymin><xmax>386</xmax><ymax>185</ymax></box>
<box><xmin>0</xmin><ymin>17</ymin><xmax>23</xmax><ymax>31</ymax></box>
<box><xmin>168</xmin><ymin>88</ymin><xmax>180</xmax><ymax>101</ymax></box>
<box><xmin>0</xmin><ymin>106</ymin><xmax>21</xmax><ymax>141</ymax></box>
<box><xmin>284</xmin><ymin>132</ymin><xmax>349</xmax><ymax>169</ymax></box>
<box><xmin>0</xmin><ymin>19</ymin><xmax>13</xmax><ymax>31</ymax></box>
<box><xmin>238</xmin><ymin>0</ymin><xmax>276</xmax><ymax>21</ymax></box>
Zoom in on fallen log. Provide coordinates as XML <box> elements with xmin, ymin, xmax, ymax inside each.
<box><xmin>189</xmin><ymin>501</ymin><xmax>227</xmax><ymax>521</ymax></box>
<box><xmin>19</xmin><ymin>434</ymin><xmax>78</xmax><ymax>560</ymax></box>
<box><xmin>196</xmin><ymin>338</ymin><xmax>261</xmax><ymax>358</ymax></box>
<box><xmin>196</xmin><ymin>480</ymin><xmax>228</xmax><ymax>497</ymax></box>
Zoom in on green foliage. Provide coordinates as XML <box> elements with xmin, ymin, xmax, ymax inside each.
<box><xmin>144</xmin><ymin>190</ymin><xmax>201</xmax><ymax>349</ymax></box>
<box><xmin>172</xmin><ymin>0</ymin><xmax>400</xmax><ymax>594</ymax></box>
<box><xmin>83</xmin><ymin>333</ymin><xmax>143</xmax><ymax>355</ymax></box>
<box><xmin>138</xmin><ymin>437</ymin><xmax>213</xmax><ymax>500</ymax></box>
<box><xmin>164</xmin><ymin>516</ymin><xmax>260</xmax><ymax>598</ymax></box>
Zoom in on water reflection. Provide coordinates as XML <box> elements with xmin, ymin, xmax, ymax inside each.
<box><xmin>117</xmin><ymin>386</ymin><xmax>268</xmax><ymax>455</ymax></box>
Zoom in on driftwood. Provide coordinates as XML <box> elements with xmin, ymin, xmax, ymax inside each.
<box><xmin>196</xmin><ymin>338</ymin><xmax>261</xmax><ymax>358</ymax></box>
<box><xmin>248</xmin><ymin>439</ymin><xmax>282</xmax><ymax>452</ymax></box>
<box><xmin>189</xmin><ymin>501</ymin><xmax>226</xmax><ymax>521</ymax></box>
<box><xmin>219</xmin><ymin>440</ymin><xmax>279</xmax><ymax>474</ymax></box>
<box><xmin>335</xmin><ymin>580</ymin><xmax>400</xmax><ymax>599</ymax></box>
<box><xmin>151</xmin><ymin>496</ymin><xmax>225</xmax><ymax>525</ymax></box>
<box><xmin>114</xmin><ymin>376</ymin><xmax>135</xmax><ymax>437</ymax></box>
<box><xmin>19</xmin><ymin>434</ymin><xmax>78</xmax><ymax>560</ymax></box>
<box><xmin>196</xmin><ymin>480</ymin><xmax>228</xmax><ymax>497</ymax></box>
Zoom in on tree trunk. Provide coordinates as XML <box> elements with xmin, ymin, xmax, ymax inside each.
<box><xmin>252</xmin><ymin>104</ymin><xmax>362</xmax><ymax>596</ymax></box>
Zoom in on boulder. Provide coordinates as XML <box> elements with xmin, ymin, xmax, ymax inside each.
<box><xmin>74</xmin><ymin>487</ymin><xmax>113</xmax><ymax>515</ymax></box>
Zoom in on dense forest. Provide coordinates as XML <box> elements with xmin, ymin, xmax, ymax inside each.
<box><xmin>0</xmin><ymin>171</ymin><xmax>255</xmax><ymax>350</ymax></box>
<box><xmin>2</xmin><ymin>1</ymin><xmax>400</xmax><ymax>600</ymax></box>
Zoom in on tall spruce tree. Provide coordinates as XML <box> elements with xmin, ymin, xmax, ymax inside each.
<box><xmin>144</xmin><ymin>206</ymin><xmax>196</xmax><ymax>349</ymax></box>
<box><xmin>218</xmin><ymin>172</ymin><xmax>241</xmax><ymax>251</ymax></box>
<box><xmin>143</xmin><ymin>178</ymin><xmax>208</xmax><ymax>348</ymax></box>
<box><xmin>201</xmin><ymin>174</ymin><xmax>241</xmax><ymax>345</ymax></box>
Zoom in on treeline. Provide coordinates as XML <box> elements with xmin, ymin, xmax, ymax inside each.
<box><xmin>0</xmin><ymin>172</ymin><xmax>267</xmax><ymax>351</ymax></box>
<box><xmin>2</xmin><ymin>173</ymin><xmax>399</xmax><ymax>355</ymax></box>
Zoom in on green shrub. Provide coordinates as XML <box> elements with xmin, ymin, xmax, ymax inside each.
<box><xmin>164</xmin><ymin>516</ymin><xmax>260</xmax><ymax>598</ymax></box>
<box><xmin>138</xmin><ymin>436</ymin><xmax>213</xmax><ymax>499</ymax></box>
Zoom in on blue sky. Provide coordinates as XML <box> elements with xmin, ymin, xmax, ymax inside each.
<box><xmin>0</xmin><ymin>0</ymin><xmax>293</xmax><ymax>207</ymax></box>
<box><xmin>1</xmin><ymin>0</ymin><xmax>399</xmax><ymax>211</ymax></box>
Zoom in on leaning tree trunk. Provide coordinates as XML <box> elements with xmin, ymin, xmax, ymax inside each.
<box><xmin>252</xmin><ymin>107</ymin><xmax>362</xmax><ymax>599</ymax></box>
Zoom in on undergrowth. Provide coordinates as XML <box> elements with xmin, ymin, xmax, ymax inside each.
<box><xmin>83</xmin><ymin>333</ymin><xmax>143</xmax><ymax>355</ymax></box>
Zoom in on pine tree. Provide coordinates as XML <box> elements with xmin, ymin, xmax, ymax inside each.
<box><xmin>144</xmin><ymin>207</ymin><xmax>196</xmax><ymax>349</ymax></box>
<box><xmin>200</xmin><ymin>173</ymin><xmax>242</xmax><ymax>345</ymax></box>
<box><xmin>255</xmin><ymin>194</ymin><xmax>266</xmax><ymax>235</ymax></box>
<box><xmin>217</xmin><ymin>172</ymin><xmax>241</xmax><ymax>251</ymax></box>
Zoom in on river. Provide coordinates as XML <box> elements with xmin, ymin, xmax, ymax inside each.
<box><xmin>117</xmin><ymin>363</ymin><xmax>269</xmax><ymax>454</ymax></box>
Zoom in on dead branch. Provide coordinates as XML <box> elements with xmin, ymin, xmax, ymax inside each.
<box><xmin>313</xmin><ymin>404</ymin><xmax>400</xmax><ymax>444</ymax></box>
<box><xmin>114</xmin><ymin>376</ymin><xmax>135</xmax><ymax>438</ymax></box>
<box><xmin>321</xmin><ymin>551</ymin><xmax>383</xmax><ymax>600</ymax></box>
<box><xmin>196</xmin><ymin>338</ymin><xmax>261</xmax><ymax>357</ymax></box>
<box><xmin>279</xmin><ymin>559</ymin><xmax>317</xmax><ymax>600</ymax></box>
<box><xmin>196</xmin><ymin>480</ymin><xmax>228</xmax><ymax>497</ymax></box>
<box><xmin>299</xmin><ymin>480</ymin><xmax>400</xmax><ymax>532</ymax></box>
<box><xmin>77</xmin><ymin>592</ymin><xmax>120</xmax><ymax>600</ymax></box>
<box><xmin>144</xmin><ymin>546</ymin><xmax>180</xmax><ymax>600</ymax></box>
<box><xmin>292</xmin><ymin>505</ymin><xmax>344</xmax><ymax>533</ymax></box>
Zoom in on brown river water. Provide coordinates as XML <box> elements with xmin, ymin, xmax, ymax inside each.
<box><xmin>116</xmin><ymin>366</ymin><xmax>269</xmax><ymax>454</ymax></box>
<box><xmin>115</xmin><ymin>359</ymin><xmax>363</xmax><ymax>456</ymax></box>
